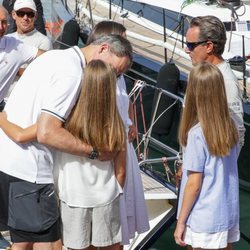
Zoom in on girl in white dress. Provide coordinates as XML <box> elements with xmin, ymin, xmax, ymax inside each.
<box><xmin>87</xmin><ymin>21</ymin><xmax>150</xmax><ymax>245</ymax></box>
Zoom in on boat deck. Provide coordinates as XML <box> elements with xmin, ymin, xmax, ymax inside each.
<box><xmin>141</xmin><ymin>171</ymin><xmax>176</xmax><ymax>200</ymax></box>
<box><xmin>77</xmin><ymin>0</ymin><xmax>192</xmax><ymax>76</ymax></box>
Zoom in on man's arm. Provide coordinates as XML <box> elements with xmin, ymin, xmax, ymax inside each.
<box><xmin>37</xmin><ymin>112</ymin><xmax>116</xmax><ymax>160</ymax></box>
<box><xmin>37</xmin><ymin>112</ymin><xmax>92</xmax><ymax>157</ymax></box>
<box><xmin>36</xmin><ymin>48</ymin><xmax>45</xmax><ymax>57</ymax></box>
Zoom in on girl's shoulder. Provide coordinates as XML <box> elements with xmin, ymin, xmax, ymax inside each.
<box><xmin>188</xmin><ymin>123</ymin><xmax>202</xmax><ymax>136</ymax></box>
<box><xmin>187</xmin><ymin>123</ymin><xmax>206</xmax><ymax>145</ymax></box>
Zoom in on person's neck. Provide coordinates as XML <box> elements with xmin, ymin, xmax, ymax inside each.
<box><xmin>80</xmin><ymin>45</ymin><xmax>96</xmax><ymax>64</ymax></box>
<box><xmin>17</xmin><ymin>28</ymin><xmax>35</xmax><ymax>35</ymax></box>
<box><xmin>206</xmin><ymin>55</ymin><xmax>224</xmax><ymax>65</ymax></box>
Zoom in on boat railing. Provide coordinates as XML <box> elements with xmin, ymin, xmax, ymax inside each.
<box><xmin>125</xmin><ymin>71</ymin><xmax>184</xmax><ymax>192</ymax></box>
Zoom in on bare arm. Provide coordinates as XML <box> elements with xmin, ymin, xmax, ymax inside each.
<box><xmin>37</xmin><ymin>112</ymin><xmax>92</xmax><ymax>156</ymax></box>
<box><xmin>37</xmin><ymin>112</ymin><xmax>116</xmax><ymax>161</ymax></box>
<box><xmin>128</xmin><ymin>100</ymin><xmax>137</xmax><ymax>142</ymax></box>
<box><xmin>114</xmin><ymin>143</ymin><xmax>126</xmax><ymax>187</ymax></box>
<box><xmin>174</xmin><ymin>171</ymin><xmax>202</xmax><ymax>246</ymax></box>
<box><xmin>128</xmin><ymin>100</ymin><xmax>134</xmax><ymax>124</ymax></box>
<box><xmin>36</xmin><ymin>49</ymin><xmax>45</xmax><ymax>57</ymax></box>
<box><xmin>0</xmin><ymin>112</ymin><xmax>37</xmax><ymax>143</ymax></box>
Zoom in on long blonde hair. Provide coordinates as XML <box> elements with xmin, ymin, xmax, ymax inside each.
<box><xmin>179</xmin><ymin>62</ymin><xmax>238</xmax><ymax>156</ymax></box>
<box><xmin>66</xmin><ymin>60</ymin><xmax>125</xmax><ymax>151</ymax></box>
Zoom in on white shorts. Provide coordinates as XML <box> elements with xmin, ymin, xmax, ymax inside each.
<box><xmin>61</xmin><ymin>196</ymin><xmax>121</xmax><ymax>249</ymax></box>
<box><xmin>184</xmin><ymin>224</ymin><xmax>240</xmax><ymax>249</ymax></box>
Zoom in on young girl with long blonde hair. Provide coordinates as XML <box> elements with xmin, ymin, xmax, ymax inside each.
<box><xmin>87</xmin><ymin>21</ymin><xmax>149</xmax><ymax>245</ymax></box>
<box><xmin>174</xmin><ymin>62</ymin><xmax>239</xmax><ymax>250</ymax></box>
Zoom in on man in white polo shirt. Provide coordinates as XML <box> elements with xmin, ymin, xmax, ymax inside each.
<box><xmin>0</xmin><ymin>34</ymin><xmax>132</xmax><ymax>250</ymax></box>
<box><xmin>0</xmin><ymin>5</ymin><xmax>44</xmax><ymax>110</ymax></box>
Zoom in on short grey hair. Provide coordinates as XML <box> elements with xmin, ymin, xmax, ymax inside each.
<box><xmin>91</xmin><ymin>34</ymin><xmax>133</xmax><ymax>67</ymax></box>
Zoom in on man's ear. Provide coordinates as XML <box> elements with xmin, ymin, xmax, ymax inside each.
<box><xmin>206</xmin><ymin>41</ymin><xmax>214</xmax><ymax>54</ymax></box>
<box><xmin>98</xmin><ymin>43</ymin><xmax>109</xmax><ymax>54</ymax></box>
<box><xmin>12</xmin><ymin>10</ymin><xmax>17</xmax><ymax>21</ymax></box>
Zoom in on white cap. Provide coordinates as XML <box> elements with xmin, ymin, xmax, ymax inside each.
<box><xmin>14</xmin><ymin>0</ymin><xmax>37</xmax><ymax>12</ymax></box>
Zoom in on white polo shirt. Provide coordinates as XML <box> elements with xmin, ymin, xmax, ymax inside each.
<box><xmin>0</xmin><ymin>36</ymin><xmax>38</xmax><ymax>101</ymax></box>
<box><xmin>0</xmin><ymin>46</ymin><xmax>85</xmax><ymax>183</ymax></box>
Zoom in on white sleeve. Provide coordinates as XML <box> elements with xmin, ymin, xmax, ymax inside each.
<box><xmin>17</xmin><ymin>40</ymin><xmax>38</xmax><ymax>64</ymax></box>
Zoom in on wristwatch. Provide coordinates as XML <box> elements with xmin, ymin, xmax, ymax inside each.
<box><xmin>88</xmin><ymin>148</ymin><xmax>99</xmax><ymax>159</ymax></box>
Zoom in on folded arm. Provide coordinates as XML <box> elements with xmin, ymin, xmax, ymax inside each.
<box><xmin>0</xmin><ymin>112</ymin><xmax>36</xmax><ymax>143</ymax></box>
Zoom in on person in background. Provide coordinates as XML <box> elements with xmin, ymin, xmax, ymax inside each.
<box><xmin>0</xmin><ymin>59</ymin><xmax>127</xmax><ymax>250</ymax></box>
<box><xmin>5</xmin><ymin>0</ymin><xmax>52</xmax><ymax>94</ymax></box>
<box><xmin>2</xmin><ymin>0</ymin><xmax>46</xmax><ymax>35</ymax></box>
<box><xmin>185</xmin><ymin>15</ymin><xmax>245</xmax><ymax>148</ymax></box>
<box><xmin>86</xmin><ymin>20</ymin><xmax>150</xmax><ymax>246</ymax></box>
<box><xmin>174</xmin><ymin>62</ymin><xmax>240</xmax><ymax>250</ymax></box>
<box><xmin>0</xmin><ymin>5</ymin><xmax>43</xmax><ymax>111</ymax></box>
<box><xmin>0</xmin><ymin>34</ymin><xmax>132</xmax><ymax>250</ymax></box>
<box><xmin>9</xmin><ymin>0</ymin><xmax>52</xmax><ymax>51</ymax></box>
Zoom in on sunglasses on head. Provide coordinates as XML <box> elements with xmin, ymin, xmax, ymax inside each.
<box><xmin>186</xmin><ymin>40</ymin><xmax>208</xmax><ymax>51</ymax></box>
<box><xmin>16</xmin><ymin>11</ymin><xmax>35</xmax><ymax>18</ymax></box>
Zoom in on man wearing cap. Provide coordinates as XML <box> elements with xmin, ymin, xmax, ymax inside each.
<box><xmin>9</xmin><ymin>0</ymin><xmax>52</xmax><ymax>51</ymax></box>
<box><xmin>3</xmin><ymin>0</ymin><xmax>46</xmax><ymax>35</ymax></box>
<box><xmin>5</xmin><ymin>0</ymin><xmax>52</xmax><ymax>95</ymax></box>
<box><xmin>0</xmin><ymin>5</ymin><xmax>44</xmax><ymax>111</ymax></box>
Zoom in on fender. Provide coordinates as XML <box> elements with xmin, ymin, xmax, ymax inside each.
<box><xmin>151</xmin><ymin>62</ymin><xmax>180</xmax><ymax>136</ymax></box>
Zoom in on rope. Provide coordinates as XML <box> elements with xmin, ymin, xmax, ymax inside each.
<box><xmin>128</xmin><ymin>80</ymin><xmax>146</xmax><ymax>99</ymax></box>
<box><xmin>162</xmin><ymin>157</ymin><xmax>174</xmax><ymax>183</ymax></box>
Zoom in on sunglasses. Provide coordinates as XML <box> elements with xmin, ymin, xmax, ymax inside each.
<box><xmin>16</xmin><ymin>11</ymin><xmax>35</xmax><ymax>18</ymax></box>
<box><xmin>186</xmin><ymin>40</ymin><xmax>208</xmax><ymax>51</ymax></box>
